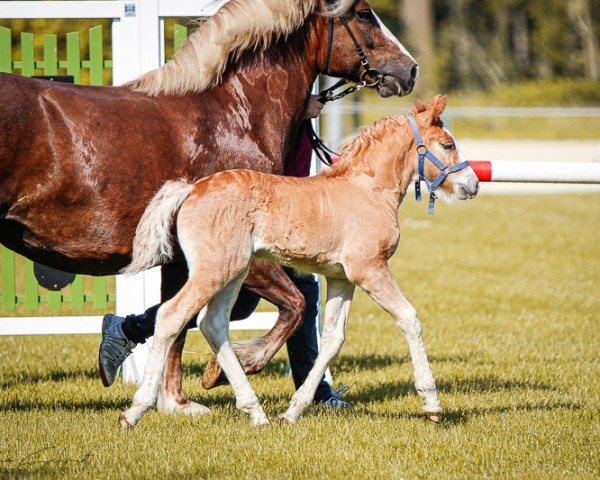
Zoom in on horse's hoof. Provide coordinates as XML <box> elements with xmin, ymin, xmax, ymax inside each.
<box><xmin>251</xmin><ymin>415</ymin><xmax>270</xmax><ymax>427</ymax></box>
<box><xmin>276</xmin><ymin>413</ymin><xmax>297</xmax><ymax>425</ymax></box>
<box><xmin>175</xmin><ymin>401</ymin><xmax>211</xmax><ymax>417</ymax></box>
<box><xmin>157</xmin><ymin>394</ymin><xmax>211</xmax><ymax>416</ymax></box>
<box><xmin>202</xmin><ymin>357</ymin><xmax>229</xmax><ymax>389</ymax></box>
<box><xmin>118</xmin><ymin>414</ymin><xmax>133</xmax><ymax>429</ymax></box>
<box><xmin>424</xmin><ymin>412</ymin><xmax>441</xmax><ymax>423</ymax></box>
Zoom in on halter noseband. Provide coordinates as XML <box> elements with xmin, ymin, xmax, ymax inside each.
<box><xmin>406</xmin><ymin>115</ymin><xmax>470</xmax><ymax>215</ymax></box>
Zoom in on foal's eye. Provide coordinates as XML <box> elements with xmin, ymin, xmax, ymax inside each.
<box><xmin>356</xmin><ymin>9</ymin><xmax>373</xmax><ymax>21</ymax></box>
<box><xmin>441</xmin><ymin>141</ymin><xmax>454</xmax><ymax>151</ymax></box>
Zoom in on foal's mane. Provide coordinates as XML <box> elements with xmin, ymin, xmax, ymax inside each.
<box><xmin>328</xmin><ymin>115</ymin><xmax>405</xmax><ymax>176</ymax></box>
<box><xmin>129</xmin><ymin>0</ymin><xmax>354</xmax><ymax>96</ymax></box>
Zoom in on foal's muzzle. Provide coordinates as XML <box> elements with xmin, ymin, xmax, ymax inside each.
<box><xmin>456</xmin><ymin>175</ymin><xmax>480</xmax><ymax>200</ymax></box>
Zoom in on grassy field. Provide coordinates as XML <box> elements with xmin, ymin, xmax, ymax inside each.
<box><xmin>1</xmin><ymin>193</ymin><xmax>598</xmax><ymax>479</ymax></box>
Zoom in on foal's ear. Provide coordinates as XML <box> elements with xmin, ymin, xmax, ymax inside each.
<box><xmin>424</xmin><ymin>94</ymin><xmax>448</xmax><ymax>125</ymax></box>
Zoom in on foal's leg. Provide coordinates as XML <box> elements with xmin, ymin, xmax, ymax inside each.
<box><xmin>159</xmin><ymin>263</ymin><xmax>207</xmax><ymax>416</ymax></box>
<box><xmin>203</xmin><ymin>259</ymin><xmax>305</xmax><ymax>389</ymax></box>
<box><xmin>278</xmin><ymin>278</ymin><xmax>355</xmax><ymax>424</ymax></box>
<box><xmin>120</xmin><ymin>281</ymin><xmax>210</xmax><ymax>427</ymax></box>
<box><xmin>356</xmin><ymin>264</ymin><xmax>442</xmax><ymax>422</ymax></box>
<box><xmin>200</xmin><ymin>270</ymin><xmax>269</xmax><ymax>426</ymax></box>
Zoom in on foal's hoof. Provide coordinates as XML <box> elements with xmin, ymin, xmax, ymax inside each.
<box><xmin>202</xmin><ymin>357</ymin><xmax>229</xmax><ymax>390</ymax></box>
<box><xmin>157</xmin><ymin>398</ymin><xmax>211</xmax><ymax>416</ymax></box>
<box><xmin>276</xmin><ymin>413</ymin><xmax>297</xmax><ymax>425</ymax></box>
<box><xmin>424</xmin><ymin>412</ymin><xmax>442</xmax><ymax>423</ymax></box>
<box><xmin>118</xmin><ymin>414</ymin><xmax>134</xmax><ymax>429</ymax></box>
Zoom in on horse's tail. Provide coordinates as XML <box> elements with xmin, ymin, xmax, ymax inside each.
<box><xmin>121</xmin><ymin>180</ymin><xmax>193</xmax><ymax>276</ymax></box>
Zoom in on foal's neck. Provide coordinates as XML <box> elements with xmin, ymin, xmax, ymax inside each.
<box><xmin>333</xmin><ymin>117</ymin><xmax>418</xmax><ymax>205</ymax></box>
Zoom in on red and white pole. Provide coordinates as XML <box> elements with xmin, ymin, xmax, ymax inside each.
<box><xmin>469</xmin><ymin>161</ymin><xmax>600</xmax><ymax>184</ymax></box>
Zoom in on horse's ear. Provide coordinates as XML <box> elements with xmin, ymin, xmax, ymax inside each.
<box><xmin>424</xmin><ymin>94</ymin><xmax>448</xmax><ymax>125</ymax></box>
<box><xmin>413</xmin><ymin>98</ymin><xmax>426</xmax><ymax>113</ymax></box>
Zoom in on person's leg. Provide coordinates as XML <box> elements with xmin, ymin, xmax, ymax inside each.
<box><xmin>284</xmin><ymin>268</ymin><xmax>349</xmax><ymax>406</ymax></box>
<box><xmin>99</xmin><ymin>261</ymin><xmax>259</xmax><ymax>387</ymax></box>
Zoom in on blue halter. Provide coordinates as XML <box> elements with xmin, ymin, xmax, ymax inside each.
<box><xmin>406</xmin><ymin>115</ymin><xmax>470</xmax><ymax>214</ymax></box>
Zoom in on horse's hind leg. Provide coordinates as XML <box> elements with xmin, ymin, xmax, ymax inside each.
<box><xmin>119</xmin><ymin>282</ymin><xmax>210</xmax><ymax>428</ymax></box>
<box><xmin>202</xmin><ymin>259</ymin><xmax>305</xmax><ymax>389</ymax></box>
<box><xmin>157</xmin><ymin>263</ymin><xmax>208</xmax><ymax>416</ymax></box>
<box><xmin>200</xmin><ymin>268</ymin><xmax>269</xmax><ymax>426</ymax></box>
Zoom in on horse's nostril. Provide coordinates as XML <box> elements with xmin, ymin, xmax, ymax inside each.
<box><xmin>410</xmin><ymin>64</ymin><xmax>419</xmax><ymax>82</ymax></box>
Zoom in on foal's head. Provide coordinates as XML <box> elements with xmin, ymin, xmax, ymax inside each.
<box><xmin>409</xmin><ymin>95</ymin><xmax>480</xmax><ymax>203</ymax></box>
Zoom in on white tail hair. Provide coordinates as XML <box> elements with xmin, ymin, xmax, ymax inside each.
<box><xmin>121</xmin><ymin>180</ymin><xmax>193</xmax><ymax>276</ymax></box>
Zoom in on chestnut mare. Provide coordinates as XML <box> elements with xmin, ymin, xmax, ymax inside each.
<box><xmin>0</xmin><ymin>0</ymin><xmax>418</xmax><ymax>415</ymax></box>
<box><xmin>119</xmin><ymin>95</ymin><xmax>480</xmax><ymax>427</ymax></box>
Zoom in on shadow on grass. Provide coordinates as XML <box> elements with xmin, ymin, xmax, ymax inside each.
<box><xmin>0</xmin><ymin>366</ymin><xmax>99</xmax><ymax>389</ymax></box>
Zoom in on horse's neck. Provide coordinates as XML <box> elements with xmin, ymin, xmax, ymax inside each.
<box><xmin>225</xmin><ymin>23</ymin><xmax>320</xmax><ymax>159</ymax></box>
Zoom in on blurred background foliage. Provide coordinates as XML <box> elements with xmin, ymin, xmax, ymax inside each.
<box><xmin>371</xmin><ymin>0</ymin><xmax>600</xmax><ymax>103</ymax></box>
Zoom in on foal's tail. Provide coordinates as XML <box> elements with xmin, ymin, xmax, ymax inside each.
<box><xmin>121</xmin><ymin>180</ymin><xmax>193</xmax><ymax>276</ymax></box>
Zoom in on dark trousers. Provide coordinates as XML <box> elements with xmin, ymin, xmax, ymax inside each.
<box><xmin>121</xmin><ymin>265</ymin><xmax>334</xmax><ymax>401</ymax></box>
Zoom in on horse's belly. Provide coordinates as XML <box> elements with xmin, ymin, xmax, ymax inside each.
<box><xmin>0</xmin><ymin>215</ymin><xmax>132</xmax><ymax>275</ymax></box>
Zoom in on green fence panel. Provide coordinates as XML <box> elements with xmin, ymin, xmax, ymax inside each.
<box><xmin>0</xmin><ymin>26</ymin><xmax>11</xmax><ymax>73</ymax></box>
<box><xmin>20</xmin><ymin>32</ymin><xmax>35</xmax><ymax>76</ymax></box>
<box><xmin>174</xmin><ymin>24</ymin><xmax>188</xmax><ymax>53</ymax></box>
<box><xmin>1</xmin><ymin>247</ymin><xmax>16</xmax><ymax>311</ymax></box>
<box><xmin>93</xmin><ymin>277</ymin><xmax>107</xmax><ymax>309</ymax></box>
<box><xmin>88</xmin><ymin>25</ymin><xmax>103</xmax><ymax>85</ymax></box>
<box><xmin>43</xmin><ymin>34</ymin><xmax>58</xmax><ymax>76</ymax></box>
<box><xmin>70</xmin><ymin>275</ymin><xmax>85</xmax><ymax>310</ymax></box>
<box><xmin>65</xmin><ymin>31</ymin><xmax>81</xmax><ymax>84</ymax></box>
<box><xmin>24</xmin><ymin>260</ymin><xmax>38</xmax><ymax>311</ymax></box>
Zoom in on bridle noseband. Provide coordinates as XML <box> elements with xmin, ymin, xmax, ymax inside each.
<box><xmin>406</xmin><ymin>115</ymin><xmax>470</xmax><ymax>214</ymax></box>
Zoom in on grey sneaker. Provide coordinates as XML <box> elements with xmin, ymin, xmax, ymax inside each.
<box><xmin>318</xmin><ymin>384</ymin><xmax>352</xmax><ymax>408</ymax></box>
<box><xmin>99</xmin><ymin>314</ymin><xmax>136</xmax><ymax>387</ymax></box>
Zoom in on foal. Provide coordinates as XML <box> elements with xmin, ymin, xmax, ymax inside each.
<box><xmin>120</xmin><ymin>95</ymin><xmax>479</xmax><ymax>427</ymax></box>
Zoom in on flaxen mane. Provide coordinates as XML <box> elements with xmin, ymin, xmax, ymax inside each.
<box><xmin>129</xmin><ymin>0</ymin><xmax>355</xmax><ymax>96</ymax></box>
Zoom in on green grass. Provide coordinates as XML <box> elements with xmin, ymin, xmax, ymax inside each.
<box><xmin>1</xmin><ymin>193</ymin><xmax>599</xmax><ymax>479</ymax></box>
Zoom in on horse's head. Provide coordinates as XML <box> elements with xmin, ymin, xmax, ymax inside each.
<box><xmin>318</xmin><ymin>0</ymin><xmax>418</xmax><ymax>97</ymax></box>
<box><xmin>409</xmin><ymin>95</ymin><xmax>479</xmax><ymax>207</ymax></box>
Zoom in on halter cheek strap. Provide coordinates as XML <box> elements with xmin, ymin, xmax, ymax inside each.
<box><xmin>406</xmin><ymin>115</ymin><xmax>470</xmax><ymax>214</ymax></box>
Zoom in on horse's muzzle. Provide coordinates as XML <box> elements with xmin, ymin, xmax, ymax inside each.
<box><xmin>377</xmin><ymin>62</ymin><xmax>418</xmax><ymax>98</ymax></box>
<box><xmin>457</xmin><ymin>176</ymin><xmax>480</xmax><ymax>200</ymax></box>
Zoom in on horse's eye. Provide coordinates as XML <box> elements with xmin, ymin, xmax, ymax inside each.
<box><xmin>442</xmin><ymin>141</ymin><xmax>454</xmax><ymax>151</ymax></box>
<box><xmin>356</xmin><ymin>9</ymin><xmax>373</xmax><ymax>21</ymax></box>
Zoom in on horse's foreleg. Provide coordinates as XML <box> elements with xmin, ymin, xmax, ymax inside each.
<box><xmin>357</xmin><ymin>264</ymin><xmax>441</xmax><ymax>422</ymax></box>
<box><xmin>202</xmin><ymin>259</ymin><xmax>305</xmax><ymax>389</ymax></box>
<box><xmin>120</xmin><ymin>283</ymin><xmax>209</xmax><ymax>427</ymax></box>
<box><xmin>278</xmin><ymin>278</ymin><xmax>355</xmax><ymax>424</ymax></box>
<box><xmin>200</xmin><ymin>269</ymin><xmax>269</xmax><ymax>426</ymax></box>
